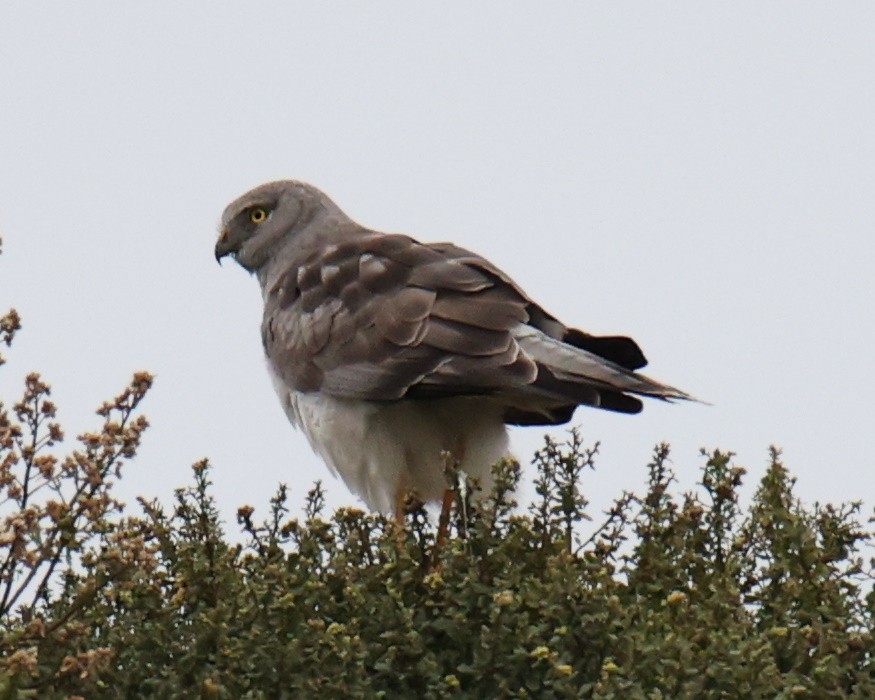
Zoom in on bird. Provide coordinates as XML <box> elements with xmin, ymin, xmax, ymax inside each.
<box><xmin>215</xmin><ymin>180</ymin><xmax>693</xmax><ymax>515</ymax></box>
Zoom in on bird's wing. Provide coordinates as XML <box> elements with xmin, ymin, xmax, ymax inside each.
<box><xmin>262</xmin><ymin>231</ymin><xmax>692</xmax><ymax>425</ymax></box>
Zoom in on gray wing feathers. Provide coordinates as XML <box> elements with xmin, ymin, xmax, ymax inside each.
<box><xmin>372</xmin><ymin>287</ymin><xmax>434</xmax><ymax>345</ymax></box>
<box><xmin>263</xmin><ymin>233</ymin><xmax>537</xmax><ymax>400</ymax></box>
<box><xmin>431</xmin><ymin>287</ymin><xmax>529</xmax><ymax>330</ymax></box>
<box><xmin>262</xmin><ymin>229</ymin><xmax>691</xmax><ymax>420</ymax></box>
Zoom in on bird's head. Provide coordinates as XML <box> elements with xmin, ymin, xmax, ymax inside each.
<box><xmin>215</xmin><ymin>180</ymin><xmax>338</xmax><ymax>272</ymax></box>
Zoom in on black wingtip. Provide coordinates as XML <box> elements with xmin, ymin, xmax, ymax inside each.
<box><xmin>562</xmin><ymin>329</ymin><xmax>648</xmax><ymax>371</ymax></box>
<box><xmin>596</xmin><ymin>392</ymin><xmax>644</xmax><ymax>414</ymax></box>
<box><xmin>503</xmin><ymin>404</ymin><xmax>578</xmax><ymax>426</ymax></box>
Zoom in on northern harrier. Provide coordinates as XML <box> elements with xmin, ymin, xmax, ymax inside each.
<box><xmin>215</xmin><ymin>181</ymin><xmax>691</xmax><ymax>513</ymax></box>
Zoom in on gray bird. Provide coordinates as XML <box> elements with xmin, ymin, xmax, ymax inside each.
<box><xmin>215</xmin><ymin>181</ymin><xmax>692</xmax><ymax>513</ymax></box>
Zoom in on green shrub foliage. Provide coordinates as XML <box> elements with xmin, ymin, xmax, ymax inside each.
<box><xmin>1</xmin><ymin>298</ymin><xmax>873</xmax><ymax>698</ymax></box>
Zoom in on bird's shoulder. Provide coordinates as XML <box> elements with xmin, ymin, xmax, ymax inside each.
<box><xmin>263</xmin><ymin>231</ymin><xmax>533</xmax><ymax>317</ymax></box>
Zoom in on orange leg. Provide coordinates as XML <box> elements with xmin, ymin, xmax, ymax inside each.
<box><xmin>435</xmin><ymin>486</ymin><xmax>456</xmax><ymax>552</ymax></box>
<box><xmin>394</xmin><ymin>482</ymin><xmax>408</xmax><ymax>526</ymax></box>
<box><xmin>434</xmin><ymin>443</ymin><xmax>466</xmax><ymax>557</ymax></box>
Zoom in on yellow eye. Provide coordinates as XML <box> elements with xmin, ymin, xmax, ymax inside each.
<box><xmin>249</xmin><ymin>207</ymin><xmax>268</xmax><ymax>224</ymax></box>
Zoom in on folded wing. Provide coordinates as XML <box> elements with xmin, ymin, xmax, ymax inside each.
<box><xmin>262</xmin><ymin>229</ymin><xmax>693</xmax><ymax>427</ymax></box>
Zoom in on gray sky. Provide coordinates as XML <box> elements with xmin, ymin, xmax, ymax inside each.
<box><xmin>1</xmin><ymin>4</ymin><xmax>873</xmax><ymax>525</ymax></box>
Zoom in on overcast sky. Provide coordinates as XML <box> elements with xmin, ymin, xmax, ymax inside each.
<box><xmin>1</xmin><ymin>4</ymin><xmax>873</xmax><ymax>527</ymax></box>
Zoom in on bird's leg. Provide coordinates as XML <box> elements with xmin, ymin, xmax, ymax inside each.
<box><xmin>435</xmin><ymin>486</ymin><xmax>456</xmax><ymax>552</ymax></box>
<box><xmin>434</xmin><ymin>449</ymin><xmax>463</xmax><ymax>557</ymax></box>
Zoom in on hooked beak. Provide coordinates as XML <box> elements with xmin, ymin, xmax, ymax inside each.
<box><xmin>214</xmin><ymin>228</ymin><xmax>236</xmax><ymax>264</ymax></box>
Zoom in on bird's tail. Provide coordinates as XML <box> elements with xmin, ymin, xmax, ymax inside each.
<box><xmin>513</xmin><ymin>325</ymin><xmax>698</xmax><ymax>412</ymax></box>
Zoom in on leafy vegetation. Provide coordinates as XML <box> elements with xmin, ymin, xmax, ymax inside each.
<box><xmin>1</xmin><ymin>249</ymin><xmax>873</xmax><ymax>698</ymax></box>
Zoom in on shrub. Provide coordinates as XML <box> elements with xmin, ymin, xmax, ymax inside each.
<box><xmin>1</xmin><ymin>260</ymin><xmax>873</xmax><ymax>698</ymax></box>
